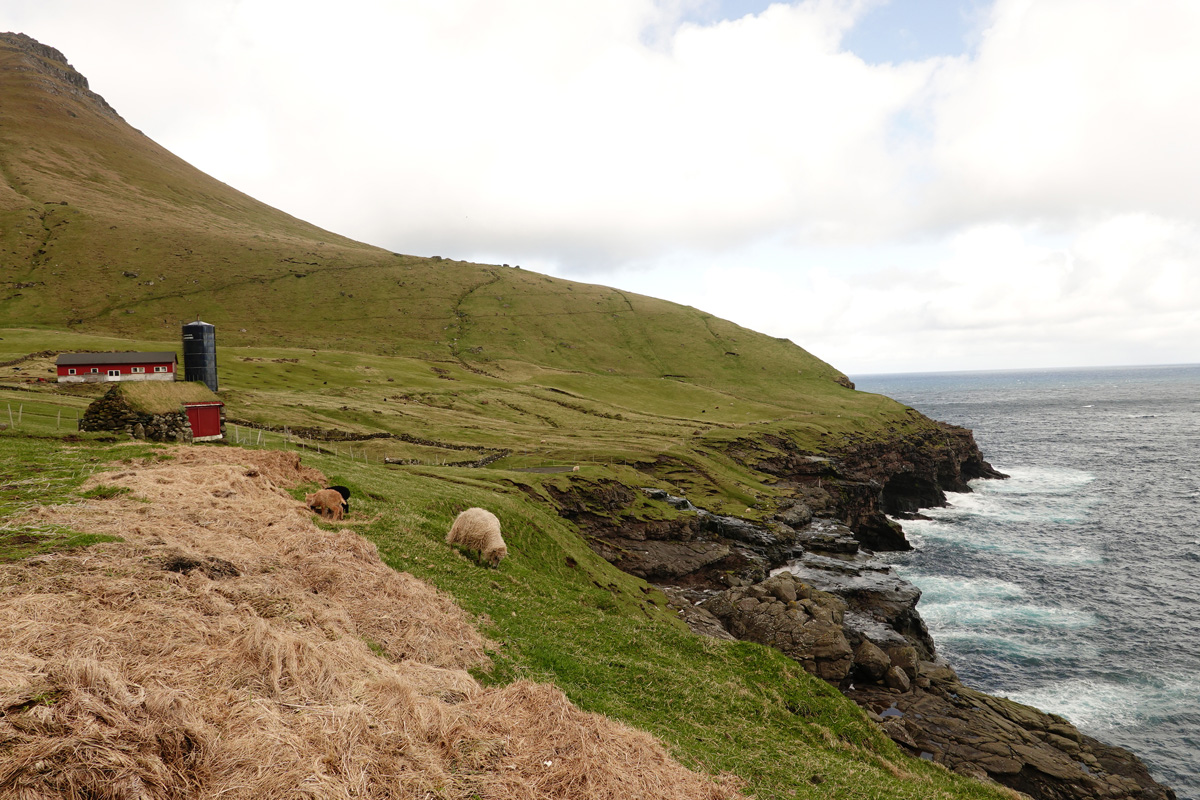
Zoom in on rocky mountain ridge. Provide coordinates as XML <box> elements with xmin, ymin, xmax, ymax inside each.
<box><xmin>1</xmin><ymin>32</ymin><xmax>120</xmax><ymax>119</ymax></box>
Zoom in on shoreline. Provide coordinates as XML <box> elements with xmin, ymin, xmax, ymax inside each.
<box><xmin>565</xmin><ymin>430</ymin><xmax>1178</xmax><ymax>800</ymax></box>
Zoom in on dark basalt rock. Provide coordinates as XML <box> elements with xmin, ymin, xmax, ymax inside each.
<box><xmin>778</xmin><ymin>552</ymin><xmax>935</xmax><ymax>660</ymax></box>
<box><xmin>543</xmin><ymin>430</ymin><xmax>1173</xmax><ymax>800</ymax></box>
<box><xmin>848</xmin><ymin>671</ymin><xmax>1176</xmax><ymax>800</ymax></box>
<box><xmin>589</xmin><ymin>536</ymin><xmax>760</xmax><ymax>584</ymax></box>
<box><xmin>695</xmin><ymin>568</ymin><xmax>1175</xmax><ymax>800</ymax></box>
<box><xmin>740</xmin><ymin>421</ymin><xmax>1006</xmax><ymax>552</ymax></box>
<box><xmin>701</xmin><ymin>571</ymin><xmax>853</xmax><ymax>683</ymax></box>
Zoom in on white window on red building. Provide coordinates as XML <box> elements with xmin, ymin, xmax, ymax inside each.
<box><xmin>132</xmin><ymin>367</ymin><xmax>145</xmax><ymax>374</ymax></box>
<box><xmin>108</xmin><ymin>369</ymin><xmax>121</xmax><ymax>377</ymax></box>
<box><xmin>154</xmin><ymin>366</ymin><xmax>168</xmax><ymax>373</ymax></box>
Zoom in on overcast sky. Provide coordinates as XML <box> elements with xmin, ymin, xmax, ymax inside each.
<box><xmin>5</xmin><ymin>0</ymin><xmax>1199</xmax><ymax>374</ymax></box>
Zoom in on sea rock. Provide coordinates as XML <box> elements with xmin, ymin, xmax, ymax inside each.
<box><xmin>587</xmin><ymin>537</ymin><xmax>753</xmax><ymax>583</ymax></box>
<box><xmin>778</xmin><ymin>552</ymin><xmax>935</xmax><ymax>658</ymax></box>
<box><xmin>848</xmin><ymin>672</ymin><xmax>1176</xmax><ymax>800</ymax></box>
<box><xmin>773</xmin><ymin>500</ymin><xmax>813</xmax><ymax>529</ymax></box>
<box><xmin>659</xmin><ymin>587</ymin><xmax>737</xmax><ymax>642</ymax></box>
<box><xmin>743</xmin><ymin>421</ymin><xmax>1006</xmax><ymax>551</ymax></box>
<box><xmin>695</xmin><ymin>509</ymin><xmax>801</xmax><ymax>562</ymax></box>
<box><xmin>640</xmin><ymin>488</ymin><xmax>697</xmax><ymax>511</ymax></box>
<box><xmin>792</xmin><ymin>518</ymin><xmax>860</xmax><ymax>554</ymax></box>
<box><xmin>884</xmin><ymin>666</ymin><xmax>911</xmax><ymax>693</ymax></box>
<box><xmin>853</xmin><ymin>640</ymin><xmax>891</xmax><ymax>683</ymax></box>
<box><xmin>701</xmin><ymin>572</ymin><xmax>853</xmax><ymax>683</ymax></box>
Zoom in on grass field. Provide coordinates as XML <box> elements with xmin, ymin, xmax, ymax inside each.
<box><xmin>0</xmin><ymin>328</ymin><xmax>929</xmax><ymax>521</ymax></box>
<box><xmin>0</xmin><ymin>42</ymin><xmax>1017</xmax><ymax>797</ymax></box>
<box><xmin>0</xmin><ymin>427</ymin><xmax>1017</xmax><ymax>800</ymax></box>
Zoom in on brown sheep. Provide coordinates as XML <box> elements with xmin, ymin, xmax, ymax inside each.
<box><xmin>445</xmin><ymin>507</ymin><xmax>506</xmax><ymax>567</ymax></box>
<box><xmin>306</xmin><ymin>488</ymin><xmax>345</xmax><ymax>521</ymax></box>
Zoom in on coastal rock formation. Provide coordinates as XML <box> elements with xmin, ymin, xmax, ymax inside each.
<box><xmin>701</xmin><ymin>571</ymin><xmax>853</xmax><ymax>683</ymax></box>
<box><xmin>552</xmin><ymin>429</ymin><xmax>1175</xmax><ymax>800</ymax></box>
<box><xmin>782</xmin><ymin>551</ymin><xmax>936</xmax><ymax>660</ymax></box>
<box><xmin>694</xmin><ymin>567</ymin><xmax>1175</xmax><ymax>800</ymax></box>
<box><xmin>848</xmin><ymin>670</ymin><xmax>1175</xmax><ymax>800</ymax></box>
<box><xmin>738</xmin><ymin>421</ymin><xmax>1007</xmax><ymax>551</ymax></box>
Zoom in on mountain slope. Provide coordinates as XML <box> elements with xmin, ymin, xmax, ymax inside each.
<box><xmin>0</xmin><ymin>30</ymin><xmax>978</xmax><ymax>526</ymax></box>
<box><xmin>0</xmin><ymin>33</ymin><xmax>1179</xmax><ymax>800</ymax></box>
<box><xmin>0</xmin><ymin>31</ymin><xmax>849</xmax><ymax>399</ymax></box>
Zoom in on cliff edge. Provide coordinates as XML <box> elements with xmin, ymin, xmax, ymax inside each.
<box><xmin>552</xmin><ymin>424</ymin><xmax>1174</xmax><ymax>800</ymax></box>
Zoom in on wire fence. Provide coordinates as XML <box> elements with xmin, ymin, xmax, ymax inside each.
<box><xmin>4</xmin><ymin>403</ymin><xmax>610</xmax><ymax>471</ymax></box>
<box><xmin>3</xmin><ymin>402</ymin><xmax>80</xmax><ymax>431</ymax></box>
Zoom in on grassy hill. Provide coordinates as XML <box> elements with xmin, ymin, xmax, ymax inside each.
<box><xmin>0</xmin><ymin>29</ymin><xmax>953</xmax><ymax>514</ymax></box>
<box><xmin>0</xmin><ymin>434</ymin><xmax>1017</xmax><ymax>800</ymax></box>
<box><xmin>0</xmin><ymin>32</ymin><xmax>845</xmax><ymax>388</ymax></box>
<box><xmin>0</xmin><ymin>31</ymin><xmax>1019</xmax><ymax>800</ymax></box>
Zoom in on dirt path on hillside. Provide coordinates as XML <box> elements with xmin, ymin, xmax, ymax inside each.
<box><xmin>0</xmin><ymin>447</ymin><xmax>741</xmax><ymax>800</ymax></box>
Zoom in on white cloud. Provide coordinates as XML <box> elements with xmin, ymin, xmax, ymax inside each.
<box><xmin>4</xmin><ymin>0</ymin><xmax>1199</xmax><ymax>371</ymax></box>
<box><xmin>615</xmin><ymin>213</ymin><xmax>1200</xmax><ymax>373</ymax></box>
<box><xmin>924</xmin><ymin>0</ymin><xmax>1200</xmax><ymax>226</ymax></box>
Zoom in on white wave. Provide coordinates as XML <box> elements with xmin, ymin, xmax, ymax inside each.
<box><xmin>898</xmin><ymin>517</ymin><xmax>1103</xmax><ymax>565</ymax></box>
<box><xmin>1004</xmin><ymin>674</ymin><xmax>1200</xmax><ymax>731</ymax></box>
<box><xmin>932</xmin><ymin>630</ymin><xmax>1102</xmax><ymax>663</ymax></box>
<box><xmin>896</xmin><ymin>466</ymin><xmax>1105</xmax><ymax>563</ymax></box>
<box><xmin>971</xmin><ymin>465</ymin><xmax>1097</xmax><ymax>495</ymax></box>
<box><xmin>911</xmin><ymin>574</ymin><xmax>1025</xmax><ymax>602</ymax></box>
<box><xmin>919</xmin><ymin>599</ymin><xmax>1097</xmax><ymax>631</ymax></box>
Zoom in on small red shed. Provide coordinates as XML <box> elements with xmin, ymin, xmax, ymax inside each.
<box><xmin>183</xmin><ymin>402</ymin><xmax>225</xmax><ymax>442</ymax></box>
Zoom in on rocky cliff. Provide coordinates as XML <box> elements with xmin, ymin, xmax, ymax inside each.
<box><xmin>547</xmin><ymin>422</ymin><xmax>1175</xmax><ymax>800</ymax></box>
<box><xmin>0</xmin><ymin>32</ymin><xmax>121</xmax><ymax>119</ymax></box>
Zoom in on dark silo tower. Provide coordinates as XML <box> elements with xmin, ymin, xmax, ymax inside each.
<box><xmin>181</xmin><ymin>320</ymin><xmax>218</xmax><ymax>393</ymax></box>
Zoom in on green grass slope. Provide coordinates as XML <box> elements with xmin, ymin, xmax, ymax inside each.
<box><xmin>0</xmin><ymin>327</ymin><xmax>927</xmax><ymax>517</ymax></box>
<box><xmin>0</xmin><ymin>432</ymin><xmax>1017</xmax><ymax>800</ymax></box>
<box><xmin>0</xmin><ymin>32</ymin><xmax>1017</xmax><ymax>799</ymax></box>
<box><xmin>0</xmin><ymin>32</ymin><xmax>852</xmax><ymax>398</ymax></box>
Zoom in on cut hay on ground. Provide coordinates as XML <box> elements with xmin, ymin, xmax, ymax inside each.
<box><xmin>0</xmin><ymin>447</ymin><xmax>742</xmax><ymax>800</ymax></box>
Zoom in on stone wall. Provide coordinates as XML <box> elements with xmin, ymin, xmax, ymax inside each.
<box><xmin>79</xmin><ymin>389</ymin><xmax>194</xmax><ymax>443</ymax></box>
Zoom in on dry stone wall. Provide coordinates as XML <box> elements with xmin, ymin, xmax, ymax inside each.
<box><xmin>79</xmin><ymin>389</ymin><xmax>193</xmax><ymax>443</ymax></box>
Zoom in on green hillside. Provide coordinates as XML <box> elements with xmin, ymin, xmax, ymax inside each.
<box><xmin>0</xmin><ymin>31</ymin><xmax>1019</xmax><ymax>800</ymax></box>
<box><xmin>0</xmin><ymin>29</ymin><xmax>930</xmax><ymax>517</ymax></box>
<box><xmin>0</xmin><ymin>32</ymin><xmax>848</xmax><ymax>394</ymax></box>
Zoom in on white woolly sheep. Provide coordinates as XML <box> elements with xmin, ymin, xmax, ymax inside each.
<box><xmin>445</xmin><ymin>507</ymin><xmax>507</xmax><ymax>567</ymax></box>
<box><xmin>306</xmin><ymin>488</ymin><xmax>345</xmax><ymax>521</ymax></box>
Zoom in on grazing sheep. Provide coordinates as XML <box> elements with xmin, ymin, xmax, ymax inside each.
<box><xmin>327</xmin><ymin>485</ymin><xmax>351</xmax><ymax>513</ymax></box>
<box><xmin>446</xmin><ymin>507</ymin><xmax>507</xmax><ymax>567</ymax></box>
<box><xmin>306</xmin><ymin>488</ymin><xmax>345</xmax><ymax>521</ymax></box>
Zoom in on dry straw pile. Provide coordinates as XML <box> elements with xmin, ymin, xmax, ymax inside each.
<box><xmin>0</xmin><ymin>448</ymin><xmax>741</xmax><ymax>800</ymax></box>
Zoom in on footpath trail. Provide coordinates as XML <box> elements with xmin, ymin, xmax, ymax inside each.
<box><xmin>0</xmin><ymin>447</ymin><xmax>742</xmax><ymax>800</ymax></box>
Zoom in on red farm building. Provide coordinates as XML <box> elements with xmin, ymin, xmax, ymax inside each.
<box><xmin>56</xmin><ymin>352</ymin><xmax>177</xmax><ymax>384</ymax></box>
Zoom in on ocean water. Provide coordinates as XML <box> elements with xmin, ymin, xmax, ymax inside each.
<box><xmin>853</xmin><ymin>364</ymin><xmax>1200</xmax><ymax>799</ymax></box>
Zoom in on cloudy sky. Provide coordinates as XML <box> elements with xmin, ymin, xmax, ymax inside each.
<box><xmin>5</xmin><ymin>0</ymin><xmax>1199</xmax><ymax>374</ymax></box>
